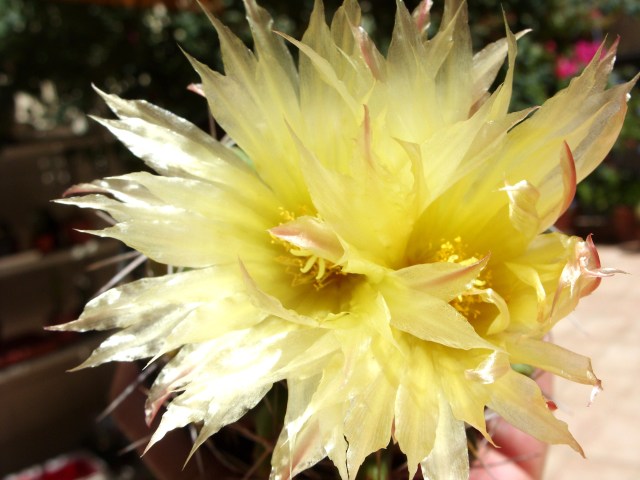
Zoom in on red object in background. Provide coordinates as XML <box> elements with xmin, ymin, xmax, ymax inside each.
<box><xmin>544</xmin><ymin>40</ymin><xmax>557</xmax><ymax>53</ymax></box>
<box><xmin>0</xmin><ymin>331</ymin><xmax>78</xmax><ymax>369</ymax></box>
<box><xmin>4</xmin><ymin>452</ymin><xmax>107</xmax><ymax>480</ymax></box>
<box><xmin>64</xmin><ymin>217</ymin><xmax>94</xmax><ymax>245</ymax></box>
<box><xmin>555</xmin><ymin>39</ymin><xmax>603</xmax><ymax>81</ymax></box>
<box><xmin>30</xmin><ymin>210</ymin><xmax>59</xmax><ymax>254</ymax></box>
<box><xmin>555</xmin><ymin>56</ymin><xmax>580</xmax><ymax>79</ymax></box>
<box><xmin>41</xmin><ymin>458</ymin><xmax>97</xmax><ymax>480</ymax></box>
<box><xmin>574</xmin><ymin>39</ymin><xmax>602</xmax><ymax>64</ymax></box>
<box><xmin>33</xmin><ymin>234</ymin><xmax>57</xmax><ymax>254</ymax></box>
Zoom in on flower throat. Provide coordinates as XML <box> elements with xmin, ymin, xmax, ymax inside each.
<box><xmin>272</xmin><ymin>209</ymin><xmax>345</xmax><ymax>290</ymax></box>
<box><xmin>433</xmin><ymin>237</ymin><xmax>491</xmax><ymax>321</ymax></box>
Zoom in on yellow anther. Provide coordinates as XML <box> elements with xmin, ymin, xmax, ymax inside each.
<box><xmin>300</xmin><ymin>255</ymin><xmax>317</xmax><ymax>274</ymax></box>
<box><xmin>271</xmin><ymin>213</ymin><xmax>344</xmax><ymax>290</ymax></box>
<box><xmin>316</xmin><ymin>258</ymin><xmax>326</xmax><ymax>280</ymax></box>
<box><xmin>431</xmin><ymin>237</ymin><xmax>491</xmax><ymax>321</ymax></box>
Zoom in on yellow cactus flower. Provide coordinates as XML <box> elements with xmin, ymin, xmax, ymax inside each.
<box><xmin>54</xmin><ymin>0</ymin><xmax>636</xmax><ymax>478</ymax></box>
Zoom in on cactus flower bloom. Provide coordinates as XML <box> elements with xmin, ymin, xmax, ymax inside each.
<box><xmin>55</xmin><ymin>0</ymin><xmax>636</xmax><ymax>478</ymax></box>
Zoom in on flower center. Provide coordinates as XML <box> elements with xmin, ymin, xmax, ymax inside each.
<box><xmin>277</xmin><ymin>245</ymin><xmax>344</xmax><ymax>289</ymax></box>
<box><xmin>433</xmin><ymin>237</ymin><xmax>490</xmax><ymax>320</ymax></box>
<box><xmin>272</xmin><ymin>209</ymin><xmax>345</xmax><ymax>290</ymax></box>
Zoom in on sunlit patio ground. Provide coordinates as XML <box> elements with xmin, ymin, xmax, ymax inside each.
<box><xmin>544</xmin><ymin>242</ymin><xmax>640</xmax><ymax>480</ymax></box>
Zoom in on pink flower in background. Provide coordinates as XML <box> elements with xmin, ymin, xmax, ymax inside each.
<box><xmin>556</xmin><ymin>56</ymin><xmax>580</xmax><ymax>79</ymax></box>
<box><xmin>555</xmin><ymin>39</ymin><xmax>602</xmax><ymax>80</ymax></box>
<box><xmin>574</xmin><ymin>40</ymin><xmax>601</xmax><ymax>64</ymax></box>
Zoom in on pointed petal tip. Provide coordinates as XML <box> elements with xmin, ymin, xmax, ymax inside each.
<box><xmin>183</xmin><ymin>442</ymin><xmax>200</xmax><ymax>471</ymax></box>
<box><xmin>196</xmin><ymin>0</ymin><xmax>222</xmax><ymax>22</ymax></box>
<box><xmin>44</xmin><ymin>323</ymin><xmax>69</xmax><ymax>332</ymax></box>
<box><xmin>59</xmin><ymin>181</ymin><xmax>106</xmax><ymax>198</ymax></box>
<box><xmin>91</xmin><ymin>86</ymin><xmax>126</xmax><ymax>117</ymax></box>
<box><xmin>91</xmin><ymin>83</ymin><xmax>106</xmax><ymax>97</ymax></box>
<box><xmin>187</xmin><ymin>83</ymin><xmax>205</xmax><ymax>97</ymax></box>
<box><xmin>66</xmin><ymin>363</ymin><xmax>88</xmax><ymax>373</ymax></box>
<box><xmin>45</xmin><ymin>318</ymin><xmax>85</xmax><ymax>332</ymax></box>
<box><xmin>65</xmin><ymin>352</ymin><xmax>103</xmax><ymax>372</ymax></box>
<box><xmin>588</xmin><ymin>379</ymin><xmax>603</xmax><ymax>407</ymax></box>
<box><xmin>573</xmin><ymin>437</ymin><xmax>586</xmax><ymax>458</ymax></box>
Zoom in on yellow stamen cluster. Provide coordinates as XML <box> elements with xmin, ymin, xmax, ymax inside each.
<box><xmin>274</xmin><ymin>243</ymin><xmax>344</xmax><ymax>289</ymax></box>
<box><xmin>433</xmin><ymin>237</ymin><xmax>490</xmax><ymax>320</ymax></box>
<box><xmin>273</xmin><ymin>209</ymin><xmax>344</xmax><ymax>290</ymax></box>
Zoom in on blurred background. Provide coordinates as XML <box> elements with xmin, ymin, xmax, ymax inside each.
<box><xmin>0</xmin><ymin>0</ymin><xmax>638</xmax><ymax>479</ymax></box>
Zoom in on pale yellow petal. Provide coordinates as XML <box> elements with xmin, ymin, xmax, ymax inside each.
<box><xmin>160</xmin><ymin>298</ymin><xmax>265</xmax><ymax>349</ymax></box>
<box><xmin>394</xmin><ymin>343</ymin><xmax>439</xmax><ymax>478</ymax></box>
<box><xmin>246</xmin><ymin>0</ymin><xmax>304</xmax><ymax>139</ymax></box>
<box><xmin>488</xmin><ymin>370</ymin><xmax>583</xmax><ymax>454</ymax></box>
<box><xmin>343</xmin><ymin>355</ymin><xmax>397</xmax><ymax>478</ymax></box>
<box><xmin>53</xmin><ymin>266</ymin><xmax>239</xmax><ymax>333</ymax></box>
<box><xmin>271</xmin><ymin>375</ymin><xmax>326</xmax><ymax>480</ymax></box>
<box><xmin>502</xmin><ymin>333</ymin><xmax>600</xmax><ymax>386</ymax></box>
<box><xmin>279</xmin><ymin>32</ymin><xmax>360</xmax><ymax>117</ymax></box>
<box><xmin>469</xmin><ymin>287</ymin><xmax>511</xmax><ymax>336</ymax></box>
<box><xmin>59</xmin><ymin>174</ymin><xmax>276</xmax><ymax>268</ymax></box>
<box><xmin>386</xmin><ymin>0</ymin><xmax>439</xmax><ymax>141</ymax></box>
<box><xmin>330</xmin><ymin>0</ymin><xmax>361</xmax><ymax>52</ymax></box>
<box><xmin>420</xmin><ymin>392</ymin><xmax>470</xmax><ymax>480</ymax></box>
<box><xmin>435</xmin><ymin>348</ymin><xmax>492</xmax><ymax>440</ymax></box>
<box><xmin>269</xmin><ymin>215</ymin><xmax>344</xmax><ymax>264</ymax></box>
<box><xmin>381</xmin><ymin>277</ymin><xmax>496</xmax><ymax>351</ymax></box>
<box><xmin>239</xmin><ymin>261</ymin><xmax>320</xmax><ymax>327</ymax></box>
<box><xmin>538</xmin><ymin>142</ymin><xmax>577</xmax><ymax>230</ymax></box>
<box><xmin>293</xmin><ymin>126</ymin><xmax>418</xmax><ymax>268</ymax></box>
<box><xmin>184</xmin><ymin>51</ymin><xmax>310</xmax><ymax>209</ymax></box>
<box><xmin>471</xmin><ymin>29</ymin><xmax>528</xmax><ymax>110</ymax></box>
<box><xmin>504</xmin><ymin>45</ymin><xmax>636</xmax><ymax>196</ymax></box>
<box><xmin>52</xmin><ymin>266</ymin><xmax>268</xmax><ymax>368</ymax></box>
<box><xmin>150</xmin><ymin>317</ymin><xmax>338</xmax><ymax>453</ymax></box>
<box><xmin>93</xmin><ymin>88</ymin><xmax>254</xmax><ymax>186</ymax></box>
<box><xmin>434</xmin><ymin>0</ymin><xmax>473</xmax><ymax>124</ymax></box>
<box><xmin>391</xmin><ymin>255</ymin><xmax>489</xmax><ymax>301</ymax></box>
<box><xmin>549</xmin><ymin>235</ymin><xmax>622</xmax><ymax>327</ymax></box>
<box><xmin>500</xmin><ymin>179</ymin><xmax>541</xmax><ymax>239</ymax></box>
<box><xmin>71</xmin><ymin>307</ymin><xmax>191</xmax><ymax>368</ymax></box>
<box><xmin>121</xmin><ymin>171</ymin><xmax>278</xmax><ymax>227</ymax></box>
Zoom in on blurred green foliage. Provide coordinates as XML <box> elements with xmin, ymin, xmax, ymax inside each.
<box><xmin>577</xmin><ymin>164</ymin><xmax>640</xmax><ymax>213</ymax></box>
<box><xmin>0</xmin><ymin>0</ymin><xmax>217</xmax><ymax>124</ymax></box>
